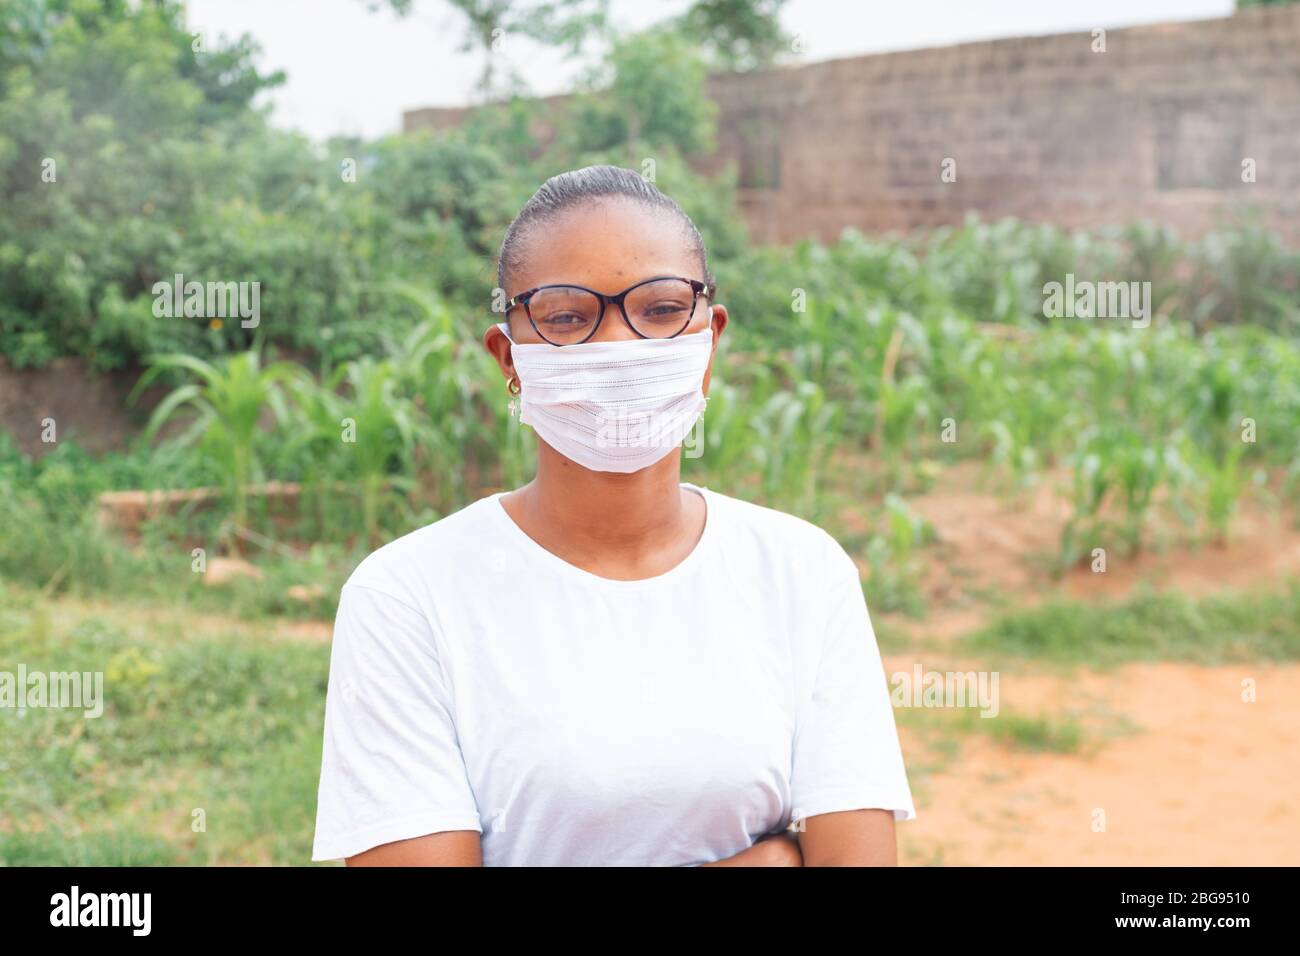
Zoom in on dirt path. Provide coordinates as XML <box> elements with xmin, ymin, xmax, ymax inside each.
<box><xmin>853</xmin><ymin>468</ymin><xmax>1300</xmax><ymax>864</ymax></box>
<box><xmin>35</xmin><ymin>464</ymin><xmax>1300</xmax><ymax>866</ymax></box>
<box><xmin>888</xmin><ymin>461</ymin><xmax>1300</xmax><ymax>616</ymax></box>
<box><xmin>895</xmin><ymin>660</ymin><xmax>1300</xmax><ymax>865</ymax></box>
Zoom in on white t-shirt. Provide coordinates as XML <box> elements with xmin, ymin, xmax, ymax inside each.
<box><xmin>311</xmin><ymin>481</ymin><xmax>915</xmax><ymax>866</ymax></box>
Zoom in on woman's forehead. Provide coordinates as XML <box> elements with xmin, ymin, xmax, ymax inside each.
<box><xmin>510</xmin><ymin>199</ymin><xmax>698</xmax><ymax>291</ymax></box>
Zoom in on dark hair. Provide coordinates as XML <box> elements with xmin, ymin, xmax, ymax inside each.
<box><xmin>496</xmin><ymin>164</ymin><xmax>715</xmax><ymax>297</ymax></box>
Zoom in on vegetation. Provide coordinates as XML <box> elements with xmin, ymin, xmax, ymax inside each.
<box><xmin>0</xmin><ymin>0</ymin><xmax>1294</xmax><ymax>590</ymax></box>
<box><xmin>2</xmin><ymin>0</ymin><xmax>1298</xmax><ymax>866</ymax></box>
<box><xmin>970</xmin><ymin>584</ymin><xmax>1300</xmax><ymax>666</ymax></box>
<box><xmin>0</xmin><ymin>583</ymin><xmax>326</xmax><ymax>865</ymax></box>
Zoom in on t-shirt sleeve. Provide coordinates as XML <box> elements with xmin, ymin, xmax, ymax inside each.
<box><xmin>311</xmin><ymin>581</ymin><xmax>482</xmax><ymax>861</ymax></box>
<box><xmin>789</xmin><ymin>536</ymin><xmax>916</xmax><ymax>823</ymax></box>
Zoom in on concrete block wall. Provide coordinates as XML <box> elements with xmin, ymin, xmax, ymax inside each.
<box><xmin>404</xmin><ymin>6</ymin><xmax>1300</xmax><ymax>244</ymax></box>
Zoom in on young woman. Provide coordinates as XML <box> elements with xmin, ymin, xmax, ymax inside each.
<box><xmin>311</xmin><ymin>165</ymin><xmax>914</xmax><ymax>866</ymax></box>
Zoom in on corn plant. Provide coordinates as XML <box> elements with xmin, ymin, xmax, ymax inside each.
<box><xmin>288</xmin><ymin>357</ymin><xmax>430</xmax><ymax>546</ymax></box>
<box><xmin>845</xmin><ymin>307</ymin><xmax>932</xmax><ymax>491</ymax></box>
<box><xmin>864</xmin><ymin>493</ymin><xmax>934</xmax><ymax>616</ymax></box>
<box><xmin>1201</xmin><ymin>443</ymin><xmax>1245</xmax><ymax>547</ymax></box>
<box><xmin>1189</xmin><ymin>222</ymin><xmax>1300</xmax><ymax>332</ymax></box>
<box><xmin>130</xmin><ymin>351</ymin><xmax>300</xmax><ymax>541</ymax></box>
<box><xmin>1112</xmin><ymin>436</ymin><xmax>1165</xmax><ymax>554</ymax></box>
<box><xmin>1184</xmin><ymin>346</ymin><xmax>1252</xmax><ymax>545</ymax></box>
<box><xmin>750</xmin><ymin>379</ymin><xmax>840</xmax><ymax>518</ymax></box>
<box><xmin>383</xmin><ymin>282</ymin><xmax>536</xmax><ymax>502</ymax></box>
<box><xmin>1060</xmin><ymin>424</ymin><xmax>1175</xmax><ymax>568</ymax></box>
<box><xmin>685</xmin><ymin>379</ymin><xmax>749</xmax><ymax>481</ymax></box>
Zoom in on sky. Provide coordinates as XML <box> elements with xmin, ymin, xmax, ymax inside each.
<box><xmin>185</xmin><ymin>0</ymin><xmax>1237</xmax><ymax>142</ymax></box>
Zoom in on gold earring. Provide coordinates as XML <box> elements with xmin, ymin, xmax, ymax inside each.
<box><xmin>507</xmin><ymin>376</ymin><xmax>521</xmax><ymax>418</ymax></box>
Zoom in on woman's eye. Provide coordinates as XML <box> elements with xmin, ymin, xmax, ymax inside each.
<box><xmin>641</xmin><ymin>302</ymin><xmax>691</xmax><ymax>318</ymax></box>
<box><xmin>540</xmin><ymin>312</ymin><xmax>588</xmax><ymax>327</ymax></box>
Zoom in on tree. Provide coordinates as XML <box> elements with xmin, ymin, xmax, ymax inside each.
<box><xmin>567</xmin><ymin>24</ymin><xmax>717</xmax><ymax>158</ymax></box>
<box><xmin>367</xmin><ymin>0</ymin><xmax>790</xmax><ymax>95</ymax></box>
<box><xmin>372</xmin><ymin>0</ymin><xmax>610</xmax><ymax>98</ymax></box>
<box><xmin>680</xmin><ymin>0</ymin><xmax>790</xmax><ymax>72</ymax></box>
<box><xmin>0</xmin><ymin>0</ymin><xmax>289</xmax><ymax>369</ymax></box>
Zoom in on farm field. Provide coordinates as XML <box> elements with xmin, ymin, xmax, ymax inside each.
<box><xmin>4</xmin><ymin>454</ymin><xmax>1297</xmax><ymax>865</ymax></box>
<box><xmin>3</xmin><ymin>0</ymin><xmax>1299</xmax><ymax>867</ymax></box>
<box><xmin>874</xmin><ymin>464</ymin><xmax>1300</xmax><ymax>866</ymax></box>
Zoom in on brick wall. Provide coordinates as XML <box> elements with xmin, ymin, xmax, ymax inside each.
<box><xmin>404</xmin><ymin>5</ymin><xmax>1300</xmax><ymax>244</ymax></box>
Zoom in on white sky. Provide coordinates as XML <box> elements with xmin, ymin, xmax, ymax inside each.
<box><xmin>185</xmin><ymin>0</ymin><xmax>1236</xmax><ymax>142</ymax></box>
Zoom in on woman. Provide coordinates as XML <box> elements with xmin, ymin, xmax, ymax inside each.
<box><xmin>311</xmin><ymin>165</ymin><xmax>914</xmax><ymax>866</ymax></box>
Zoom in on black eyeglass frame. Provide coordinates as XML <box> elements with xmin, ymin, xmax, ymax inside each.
<box><xmin>504</xmin><ymin>275</ymin><xmax>712</xmax><ymax>346</ymax></box>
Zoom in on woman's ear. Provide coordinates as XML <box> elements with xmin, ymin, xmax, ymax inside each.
<box><xmin>708</xmin><ymin>303</ymin><xmax>728</xmax><ymax>342</ymax></box>
<box><xmin>483</xmin><ymin>323</ymin><xmax>516</xmax><ymax>382</ymax></box>
<box><xmin>702</xmin><ymin>304</ymin><xmax>728</xmax><ymax>397</ymax></box>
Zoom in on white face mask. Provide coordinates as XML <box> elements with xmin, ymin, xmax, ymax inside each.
<box><xmin>497</xmin><ymin>322</ymin><xmax>714</xmax><ymax>473</ymax></box>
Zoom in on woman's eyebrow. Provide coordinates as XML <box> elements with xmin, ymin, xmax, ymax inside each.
<box><xmin>565</xmin><ymin>275</ymin><xmax>695</xmax><ymax>293</ymax></box>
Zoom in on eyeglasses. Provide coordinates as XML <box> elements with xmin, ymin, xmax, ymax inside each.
<box><xmin>504</xmin><ymin>276</ymin><xmax>711</xmax><ymax>346</ymax></box>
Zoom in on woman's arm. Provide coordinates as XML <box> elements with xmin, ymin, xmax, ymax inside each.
<box><xmin>344</xmin><ymin>829</ymin><xmax>805</xmax><ymax>866</ymax></box>
<box><xmin>796</xmin><ymin>808</ymin><xmax>897</xmax><ymax>866</ymax></box>
<box><xmin>345</xmin><ymin>830</ymin><xmax>483</xmax><ymax>866</ymax></box>
<box><xmin>699</xmin><ymin>830</ymin><xmax>803</xmax><ymax>867</ymax></box>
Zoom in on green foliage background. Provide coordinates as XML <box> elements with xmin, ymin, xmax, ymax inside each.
<box><xmin>1</xmin><ymin>0</ymin><xmax>1299</xmax><ymax>868</ymax></box>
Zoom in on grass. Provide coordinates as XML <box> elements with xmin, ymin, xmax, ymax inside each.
<box><xmin>896</xmin><ymin>701</ymin><xmax>1090</xmax><ymax>756</ymax></box>
<box><xmin>891</xmin><ymin>700</ymin><xmax>1097</xmax><ymax>829</ymax></box>
<box><xmin>0</xmin><ymin>483</ymin><xmax>354</xmax><ymax>622</ymax></box>
<box><xmin>987</xmin><ymin>713</ymin><xmax>1084</xmax><ymax>754</ymax></box>
<box><xmin>968</xmin><ymin>581</ymin><xmax>1300</xmax><ymax>666</ymax></box>
<box><xmin>3</xmin><ymin>563</ymin><xmax>1298</xmax><ymax>864</ymax></box>
<box><xmin>0</xmin><ymin>584</ymin><xmax>330</xmax><ymax>866</ymax></box>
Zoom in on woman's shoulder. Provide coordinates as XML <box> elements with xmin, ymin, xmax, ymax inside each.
<box><xmin>699</xmin><ymin>485</ymin><xmax>845</xmax><ymax>562</ymax></box>
<box><xmin>699</xmin><ymin>487</ymin><xmax>861</xmax><ymax>610</ymax></box>
<box><xmin>343</xmin><ymin>492</ymin><xmax>505</xmax><ymax>600</ymax></box>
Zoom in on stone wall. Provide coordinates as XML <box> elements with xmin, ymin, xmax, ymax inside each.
<box><xmin>405</xmin><ymin>5</ymin><xmax>1300</xmax><ymax>244</ymax></box>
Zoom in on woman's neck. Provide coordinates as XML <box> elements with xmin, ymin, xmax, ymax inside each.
<box><xmin>502</xmin><ymin>443</ymin><xmax>703</xmax><ymax>578</ymax></box>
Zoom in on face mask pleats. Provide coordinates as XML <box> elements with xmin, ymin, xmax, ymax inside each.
<box><xmin>500</xmin><ymin>325</ymin><xmax>714</xmax><ymax>473</ymax></box>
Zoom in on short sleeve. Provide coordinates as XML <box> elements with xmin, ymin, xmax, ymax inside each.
<box><xmin>311</xmin><ymin>581</ymin><xmax>482</xmax><ymax>861</ymax></box>
<box><xmin>789</xmin><ymin>538</ymin><xmax>916</xmax><ymax>823</ymax></box>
